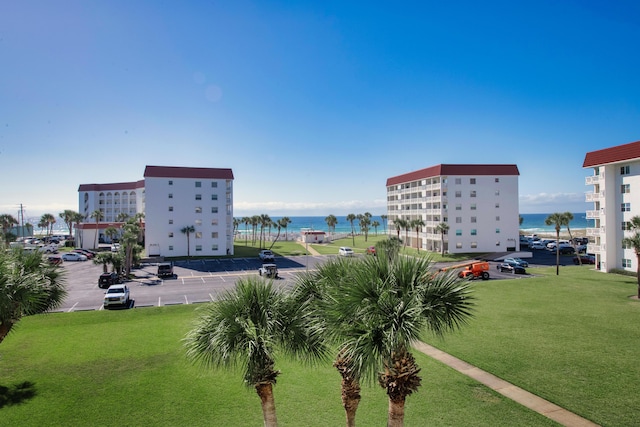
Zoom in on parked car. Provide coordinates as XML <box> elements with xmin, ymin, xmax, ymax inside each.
<box><xmin>61</xmin><ymin>252</ymin><xmax>87</xmax><ymax>261</ymax></box>
<box><xmin>551</xmin><ymin>246</ymin><xmax>575</xmax><ymax>255</ymax></box>
<box><xmin>73</xmin><ymin>249</ymin><xmax>94</xmax><ymax>259</ymax></box>
<box><xmin>258</xmin><ymin>263</ymin><xmax>279</xmax><ymax>278</ymax></box>
<box><xmin>103</xmin><ymin>284</ymin><xmax>131</xmax><ymax>309</ymax></box>
<box><xmin>366</xmin><ymin>246</ymin><xmax>376</xmax><ymax>255</ymax></box>
<box><xmin>157</xmin><ymin>263</ymin><xmax>175</xmax><ymax>278</ymax></box>
<box><xmin>530</xmin><ymin>241</ymin><xmax>546</xmax><ymax>250</ymax></box>
<box><xmin>258</xmin><ymin>249</ymin><xmax>275</xmax><ymax>262</ymax></box>
<box><xmin>546</xmin><ymin>240</ymin><xmax>570</xmax><ymax>250</ymax></box>
<box><xmin>99</xmin><ymin>272</ymin><xmax>120</xmax><ymax>289</ymax></box>
<box><xmin>574</xmin><ymin>254</ymin><xmax>596</xmax><ymax>264</ymax></box>
<box><xmin>576</xmin><ymin>244</ymin><xmax>588</xmax><ymax>253</ymax></box>
<box><xmin>47</xmin><ymin>256</ymin><xmax>63</xmax><ymax>265</ymax></box>
<box><xmin>338</xmin><ymin>247</ymin><xmax>354</xmax><ymax>256</ymax></box>
<box><xmin>497</xmin><ymin>262</ymin><xmax>526</xmax><ymax>274</ymax></box>
<box><xmin>503</xmin><ymin>257</ymin><xmax>528</xmax><ymax>267</ymax></box>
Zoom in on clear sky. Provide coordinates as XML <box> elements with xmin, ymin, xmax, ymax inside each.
<box><xmin>2</xmin><ymin>0</ymin><xmax>639</xmax><ymax>222</ymax></box>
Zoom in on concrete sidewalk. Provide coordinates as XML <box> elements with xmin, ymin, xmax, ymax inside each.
<box><xmin>413</xmin><ymin>341</ymin><xmax>600</xmax><ymax>427</ymax></box>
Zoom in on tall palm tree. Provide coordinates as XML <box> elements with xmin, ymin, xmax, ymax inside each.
<box><xmin>280</xmin><ymin>216</ymin><xmax>292</xmax><ymax>240</ymax></box>
<box><xmin>411</xmin><ymin>218</ymin><xmax>425</xmax><ymax>251</ymax></box>
<box><xmin>259</xmin><ymin>214</ymin><xmax>271</xmax><ymax>249</ymax></box>
<box><xmin>346</xmin><ymin>213</ymin><xmax>357</xmax><ymax>246</ymax></box>
<box><xmin>545</xmin><ymin>213</ymin><xmax>565</xmax><ymax>275</ymax></box>
<box><xmin>434</xmin><ymin>222</ymin><xmax>450</xmax><ymax>256</ymax></box>
<box><xmin>325</xmin><ymin>214</ymin><xmax>338</xmax><ymax>233</ymax></box>
<box><xmin>184</xmin><ymin>278</ymin><xmax>328</xmax><ymax>427</ymax></box>
<box><xmin>40</xmin><ymin>213</ymin><xmax>56</xmax><ymax>236</ymax></box>
<box><xmin>323</xmin><ymin>254</ymin><xmax>474</xmax><ymax>427</ymax></box>
<box><xmin>622</xmin><ymin>215</ymin><xmax>640</xmax><ymax>299</ymax></box>
<box><xmin>393</xmin><ymin>218</ymin><xmax>407</xmax><ymax>243</ymax></box>
<box><xmin>380</xmin><ymin>214</ymin><xmax>388</xmax><ymax>234</ymax></box>
<box><xmin>251</xmin><ymin>215</ymin><xmax>260</xmax><ymax>245</ymax></box>
<box><xmin>59</xmin><ymin>210</ymin><xmax>80</xmax><ymax>240</ymax></box>
<box><xmin>241</xmin><ymin>216</ymin><xmax>251</xmax><ymax>246</ymax></box>
<box><xmin>561</xmin><ymin>212</ymin><xmax>578</xmax><ymax>264</ymax></box>
<box><xmin>90</xmin><ymin>209</ymin><xmax>104</xmax><ymax>249</ymax></box>
<box><xmin>71</xmin><ymin>212</ymin><xmax>84</xmax><ymax>245</ymax></box>
<box><xmin>359</xmin><ymin>215</ymin><xmax>371</xmax><ymax>242</ymax></box>
<box><xmin>402</xmin><ymin>220</ymin><xmax>412</xmax><ymax>247</ymax></box>
<box><xmin>0</xmin><ymin>248</ymin><xmax>67</xmax><ymax>345</ymax></box>
<box><xmin>371</xmin><ymin>220</ymin><xmax>380</xmax><ymax>235</ymax></box>
<box><xmin>181</xmin><ymin>225</ymin><xmax>196</xmax><ymax>257</ymax></box>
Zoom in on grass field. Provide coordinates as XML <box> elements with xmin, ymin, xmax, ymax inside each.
<box><xmin>1</xmin><ymin>266</ymin><xmax>638</xmax><ymax>426</ymax></box>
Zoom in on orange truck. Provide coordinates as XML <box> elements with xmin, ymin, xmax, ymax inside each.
<box><xmin>439</xmin><ymin>260</ymin><xmax>490</xmax><ymax>280</ymax></box>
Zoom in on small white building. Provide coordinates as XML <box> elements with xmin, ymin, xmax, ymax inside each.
<box><xmin>583</xmin><ymin>140</ymin><xmax>640</xmax><ymax>273</ymax></box>
<box><xmin>301</xmin><ymin>230</ymin><xmax>326</xmax><ymax>244</ymax></box>
<box><xmin>386</xmin><ymin>164</ymin><xmax>520</xmax><ymax>254</ymax></box>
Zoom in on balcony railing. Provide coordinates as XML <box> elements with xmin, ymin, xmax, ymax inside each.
<box><xmin>586</xmin><ymin>227</ymin><xmax>604</xmax><ymax>236</ymax></box>
<box><xmin>587</xmin><ymin>243</ymin><xmax>602</xmax><ymax>253</ymax></box>
<box><xmin>585</xmin><ymin>192</ymin><xmax>602</xmax><ymax>202</ymax></box>
<box><xmin>586</xmin><ymin>210</ymin><xmax>603</xmax><ymax>219</ymax></box>
<box><xmin>585</xmin><ymin>175</ymin><xmax>601</xmax><ymax>185</ymax></box>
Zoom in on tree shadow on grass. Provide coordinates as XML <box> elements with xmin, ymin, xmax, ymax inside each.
<box><xmin>0</xmin><ymin>381</ymin><xmax>37</xmax><ymax>408</ymax></box>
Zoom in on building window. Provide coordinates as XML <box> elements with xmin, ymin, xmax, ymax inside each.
<box><xmin>168</xmin><ymin>219</ymin><xmax>173</xmax><ymax>224</ymax></box>
<box><xmin>470</xmin><ymin>190</ymin><xmax>476</xmax><ymax>198</ymax></box>
<box><xmin>195</xmin><ymin>194</ymin><xmax>202</xmax><ymax>200</ymax></box>
<box><xmin>495</xmin><ymin>203</ymin><xmax>500</xmax><ymax>208</ymax></box>
<box><xmin>456</xmin><ymin>217</ymin><xmax>462</xmax><ymax>223</ymax></box>
<box><xmin>470</xmin><ymin>242</ymin><xmax>477</xmax><ymax>248</ymax></box>
<box><xmin>168</xmin><ymin>193</ymin><xmax>173</xmax><ymax>199</ymax></box>
<box><xmin>455</xmin><ymin>178</ymin><xmax>462</xmax><ymax>185</ymax></box>
<box><xmin>195</xmin><ymin>181</ymin><xmax>202</xmax><ymax>187</ymax></box>
<box><xmin>195</xmin><ymin>245</ymin><xmax>202</xmax><ymax>252</ymax></box>
<box><xmin>195</xmin><ymin>207</ymin><xmax>202</xmax><ymax>213</ymax></box>
<box><xmin>496</xmin><ymin>241</ymin><xmax>501</xmax><ymax>246</ymax></box>
<box><xmin>211</xmin><ymin>207</ymin><xmax>218</xmax><ymax>214</ymax></box>
<box><xmin>622</xmin><ymin>222</ymin><xmax>632</xmax><ymax>231</ymax></box>
<box><xmin>456</xmin><ymin>242</ymin><xmax>463</xmax><ymax>249</ymax></box>
<box><xmin>211</xmin><ymin>244</ymin><xmax>218</xmax><ymax>251</ymax></box>
<box><xmin>168</xmin><ymin>206</ymin><xmax>173</xmax><ymax>212</ymax></box>
<box><xmin>211</xmin><ymin>182</ymin><xmax>217</xmax><ymax>188</ymax></box>
<box><xmin>168</xmin><ymin>245</ymin><xmax>173</xmax><ymax>251</ymax></box>
<box><xmin>621</xmin><ymin>166</ymin><xmax>630</xmax><ymax>175</ymax></box>
<box><xmin>470</xmin><ymin>204</ymin><xmax>476</xmax><ymax>210</ymax></box>
<box><xmin>622</xmin><ymin>259</ymin><xmax>632</xmax><ymax>268</ymax></box>
<box><xmin>195</xmin><ymin>232</ymin><xmax>202</xmax><ymax>239</ymax></box>
<box><xmin>456</xmin><ymin>229</ymin><xmax>462</xmax><ymax>236</ymax></box>
<box><xmin>471</xmin><ymin>216</ymin><xmax>477</xmax><ymax>223</ymax></box>
<box><xmin>211</xmin><ymin>194</ymin><xmax>218</xmax><ymax>201</ymax></box>
<box><xmin>211</xmin><ymin>219</ymin><xmax>218</xmax><ymax>226</ymax></box>
<box><xmin>471</xmin><ymin>229</ymin><xmax>477</xmax><ymax>235</ymax></box>
<box><xmin>495</xmin><ymin>190</ymin><xmax>500</xmax><ymax>196</ymax></box>
<box><xmin>621</xmin><ymin>184</ymin><xmax>630</xmax><ymax>193</ymax></box>
<box><xmin>496</xmin><ymin>216</ymin><xmax>500</xmax><ymax>221</ymax></box>
<box><xmin>211</xmin><ymin>232</ymin><xmax>219</xmax><ymax>238</ymax></box>
<box><xmin>195</xmin><ymin>219</ymin><xmax>202</xmax><ymax>226</ymax></box>
<box><xmin>495</xmin><ymin>178</ymin><xmax>500</xmax><ymax>183</ymax></box>
<box><xmin>621</xmin><ymin>203</ymin><xmax>631</xmax><ymax>212</ymax></box>
<box><xmin>470</xmin><ymin>178</ymin><xmax>476</xmax><ymax>184</ymax></box>
<box><xmin>456</xmin><ymin>204</ymin><xmax>462</xmax><ymax>211</ymax></box>
<box><xmin>454</xmin><ymin>191</ymin><xmax>461</xmax><ymax>198</ymax></box>
<box><xmin>168</xmin><ymin>180</ymin><xmax>173</xmax><ymax>185</ymax></box>
<box><xmin>168</xmin><ymin>232</ymin><xmax>173</xmax><ymax>238</ymax></box>
<box><xmin>496</xmin><ymin>228</ymin><xmax>500</xmax><ymax>234</ymax></box>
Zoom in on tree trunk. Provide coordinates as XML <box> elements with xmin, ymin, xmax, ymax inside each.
<box><xmin>335</xmin><ymin>357</ymin><xmax>361</xmax><ymax>427</ymax></box>
<box><xmin>555</xmin><ymin>230</ymin><xmax>560</xmax><ymax>275</ymax></box>
<box><xmin>387</xmin><ymin>396</ymin><xmax>405</xmax><ymax>427</ymax></box>
<box><xmin>636</xmin><ymin>254</ymin><xmax>640</xmax><ymax>299</ymax></box>
<box><xmin>0</xmin><ymin>321</ymin><xmax>14</xmax><ymax>345</ymax></box>
<box><xmin>255</xmin><ymin>383</ymin><xmax>278</xmax><ymax>427</ymax></box>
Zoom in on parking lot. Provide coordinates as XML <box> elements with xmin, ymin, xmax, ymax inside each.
<box><xmin>56</xmin><ymin>248</ymin><xmax>582</xmax><ymax>312</ymax></box>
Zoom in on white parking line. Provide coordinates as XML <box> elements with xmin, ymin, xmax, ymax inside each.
<box><xmin>68</xmin><ymin>302</ymin><xmax>79</xmax><ymax>312</ymax></box>
<box><xmin>200</xmin><ymin>277</ymin><xmax>205</xmax><ymax>283</ymax></box>
<box><xmin>158</xmin><ymin>297</ymin><xmax>162</xmax><ymax>307</ymax></box>
<box><xmin>184</xmin><ymin>295</ymin><xmax>189</xmax><ymax>304</ymax></box>
<box><xmin>209</xmin><ymin>293</ymin><xmax>214</xmax><ymax>301</ymax></box>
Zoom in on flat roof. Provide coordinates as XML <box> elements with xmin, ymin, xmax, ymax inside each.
<box><xmin>144</xmin><ymin>165</ymin><xmax>234</xmax><ymax>179</ymax></box>
<box><xmin>386</xmin><ymin>164</ymin><xmax>519</xmax><ymax>186</ymax></box>
<box><xmin>583</xmin><ymin>140</ymin><xmax>640</xmax><ymax>167</ymax></box>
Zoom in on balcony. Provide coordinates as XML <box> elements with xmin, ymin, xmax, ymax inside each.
<box><xmin>586</xmin><ymin>210</ymin><xmax>603</xmax><ymax>219</ymax></box>
<box><xmin>585</xmin><ymin>192</ymin><xmax>602</xmax><ymax>202</ymax></box>
<box><xmin>587</xmin><ymin>243</ymin><xmax>602</xmax><ymax>253</ymax></box>
<box><xmin>585</xmin><ymin>175</ymin><xmax>601</xmax><ymax>185</ymax></box>
<box><xmin>586</xmin><ymin>227</ymin><xmax>604</xmax><ymax>237</ymax></box>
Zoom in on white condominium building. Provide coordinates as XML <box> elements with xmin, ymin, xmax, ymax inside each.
<box><xmin>386</xmin><ymin>164</ymin><xmax>520</xmax><ymax>254</ymax></box>
<box><xmin>77</xmin><ymin>165</ymin><xmax>234</xmax><ymax>257</ymax></box>
<box><xmin>583</xmin><ymin>140</ymin><xmax>640</xmax><ymax>273</ymax></box>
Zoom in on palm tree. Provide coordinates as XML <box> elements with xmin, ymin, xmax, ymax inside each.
<box><xmin>371</xmin><ymin>220</ymin><xmax>380</xmax><ymax>235</ymax></box>
<box><xmin>0</xmin><ymin>248</ymin><xmax>67</xmax><ymax>345</ymax></box>
<box><xmin>561</xmin><ymin>212</ymin><xmax>578</xmax><ymax>264</ymax></box>
<box><xmin>90</xmin><ymin>209</ymin><xmax>104</xmax><ymax>249</ymax></box>
<box><xmin>402</xmin><ymin>220</ymin><xmax>412</xmax><ymax>248</ymax></box>
<box><xmin>380</xmin><ymin>214</ymin><xmax>388</xmax><ymax>234</ymax></box>
<box><xmin>280</xmin><ymin>216</ymin><xmax>292</xmax><ymax>240</ymax></box>
<box><xmin>104</xmin><ymin>227</ymin><xmax>119</xmax><ymax>244</ymax></box>
<box><xmin>59</xmin><ymin>210</ymin><xmax>80</xmax><ymax>240</ymax></box>
<box><xmin>0</xmin><ymin>214</ymin><xmax>18</xmax><ymax>244</ymax></box>
<box><xmin>545</xmin><ymin>213</ymin><xmax>565</xmax><ymax>275</ymax></box>
<box><xmin>346</xmin><ymin>213</ymin><xmax>357</xmax><ymax>246</ymax></box>
<box><xmin>121</xmin><ymin>221</ymin><xmax>140</xmax><ymax>277</ymax></box>
<box><xmin>393</xmin><ymin>218</ymin><xmax>407</xmax><ymax>242</ymax></box>
<box><xmin>359</xmin><ymin>215</ymin><xmax>371</xmax><ymax>242</ymax></box>
<box><xmin>322</xmin><ymin>254</ymin><xmax>474</xmax><ymax>426</ymax></box>
<box><xmin>116</xmin><ymin>212</ymin><xmax>130</xmax><ymax>223</ymax></box>
<box><xmin>71</xmin><ymin>212</ymin><xmax>84</xmax><ymax>245</ymax></box>
<box><xmin>251</xmin><ymin>215</ymin><xmax>260</xmax><ymax>245</ymax></box>
<box><xmin>325</xmin><ymin>214</ymin><xmax>338</xmax><ymax>233</ymax></box>
<box><xmin>40</xmin><ymin>213</ymin><xmax>56</xmax><ymax>236</ymax></box>
<box><xmin>241</xmin><ymin>216</ymin><xmax>251</xmax><ymax>246</ymax></box>
<box><xmin>434</xmin><ymin>222</ymin><xmax>450</xmax><ymax>256</ymax></box>
<box><xmin>184</xmin><ymin>278</ymin><xmax>328</xmax><ymax>427</ymax></box>
<box><xmin>93</xmin><ymin>251</ymin><xmax>118</xmax><ymax>274</ymax></box>
<box><xmin>411</xmin><ymin>218</ymin><xmax>425</xmax><ymax>251</ymax></box>
<box><xmin>181</xmin><ymin>225</ymin><xmax>196</xmax><ymax>257</ymax></box>
<box><xmin>622</xmin><ymin>216</ymin><xmax>640</xmax><ymax>299</ymax></box>
<box><xmin>259</xmin><ymin>214</ymin><xmax>271</xmax><ymax>249</ymax></box>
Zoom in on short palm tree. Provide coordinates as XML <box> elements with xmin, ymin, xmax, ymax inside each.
<box><xmin>435</xmin><ymin>222</ymin><xmax>450</xmax><ymax>256</ymax></box>
<box><xmin>0</xmin><ymin>249</ymin><xmax>67</xmax><ymax>345</ymax></box>
<box><xmin>181</xmin><ymin>225</ymin><xmax>195</xmax><ymax>257</ymax></box>
<box><xmin>59</xmin><ymin>210</ymin><xmax>80</xmax><ymax>239</ymax></box>
<box><xmin>622</xmin><ymin>215</ymin><xmax>640</xmax><ymax>298</ymax></box>
<box><xmin>40</xmin><ymin>213</ymin><xmax>56</xmax><ymax>236</ymax></box>
<box><xmin>545</xmin><ymin>212</ymin><xmax>565</xmax><ymax>275</ymax></box>
<box><xmin>184</xmin><ymin>278</ymin><xmax>328</xmax><ymax>427</ymax></box>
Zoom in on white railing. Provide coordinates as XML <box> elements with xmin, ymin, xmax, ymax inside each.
<box><xmin>585</xmin><ymin>175</ymin><xmax>601</xmax><ymax>185</ymax></box>
<box><xmin>585</xmin><ymin>192</ymin><xmax>602</xmax><ymax>202</ymax></box>
<box><xmin>586</xmin><ymin>227</ymin><xmax>604</xmax><ymax>236</ymax></box>
<box><xmin>587</xmin><ymin>244</ymin><xmax>602</xmax><ymax>253</ymax></box>
<box><xmin>586</xmin><ymin>210</ymin><xmax>603</xmax><ymax>219</ymax></box>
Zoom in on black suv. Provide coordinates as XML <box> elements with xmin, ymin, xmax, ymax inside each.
<box><xmin>99</xmin><ymin>272</ymin><xmax>120</xmax><ymax>289</ymax></box>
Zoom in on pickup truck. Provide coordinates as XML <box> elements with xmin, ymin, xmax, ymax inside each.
<box><xmin>103</xmin><ymin>284</ymin><xmax>131</xmax><ymax>309</ymax></box>
<box><xmin>258</xmin><ymin>263</ymin><xmax>279</xmax><ymax>278</ymax></box>
<box><xmin>258</xmin><ymin>250</ymin><xmax>275</xmax><ymax>261</ymax></box>
<box><xmin>157</xmin><ymin>263</ymin><xmax>175</xmax><ymax>278</ymax></box>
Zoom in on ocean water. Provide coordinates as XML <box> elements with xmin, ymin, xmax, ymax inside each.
<box><xmin>519</xmin><ymin>213</ymin><xmax>592</xmax><ymax>234</ymax></box>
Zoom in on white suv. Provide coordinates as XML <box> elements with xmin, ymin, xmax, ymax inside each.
<box><xmin>103</xmin><ymin>284</ymin><xmax>131</xmax><ymax>309</ymax></box>
<box><xmin>338</xmin><ymin>247</ymin><xmax>354</xmax><ymax>256</ymax></box>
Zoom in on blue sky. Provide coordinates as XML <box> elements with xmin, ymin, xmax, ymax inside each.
<box><xmin>2</xmin><ymin>1</ymin><xmax>639</xmax><ymax>221</ymax></box>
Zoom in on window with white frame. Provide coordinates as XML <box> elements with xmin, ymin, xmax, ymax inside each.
<box><xmin>168</xmin><ymin>232</ymin><xmax>173</xmax><ymax>238</ymax></box>
<box><xmin>456</xmin><ymin>217</ymin><xmax>462</xmax><ymax>223</ymax></box>
<box><xmin>495</xmin><ymin>190</ymin><xmax>500</xmax><ymax>196</ymax></box>
<box><xmin>211</xmin><ymin>207</ymin><xmax>218</xmax><ymax>214</ymax></box>
<box><xmin>470</xmin><ymin>190</ymin><xmax>476</xmax><ymax>197</ymax></box>
<box><xmin>456</xmin><ymin>229</ymin><xmax>462</xmax><ymax>236</ymax></box>
<box><xmin>470</xmin><ymin>204</ymin><xmax>476</xmax><ymax>210</ymax></box>
<box><xmin>621</xmin><ymin>184</ymin><xmax>630</xmax><ymax>193</ymax></box>
<box><xmin>496</xmin><ymin>228</ymin><xmax>500</xmax><ymax>234</ymax></box>
<box><xmin>195</xmin><ymin>194</ymin><xmax>202</xmax><ymax>200</ymax></box>
<box><xmin>211</xmin><ymin>194</ymin><xmax>218</xmax><ymax>201</ymax></box>
<box><xmin>455</xmin><ymin>178</ymin><xmax>462</xmax><ymax>185</ymax></box>
<box><xmin>168</xmin><ymin>219</ymin><xmax>173</xmax><ymax>224</ymax></box>
<box><xmin>211</xmin><ymin>232</ymin><xmax>219</xmax><ymax>238</ymax></box>
<box><xmin>456</xmin><ymin>242</ymin><xmax>463</xmax><ymax>248</ymax></box>
<box><xmin>495</xmin><ymin>178</ymin><xmax>500</xmax><ymax>183</ymax></box>
<box><xmin>622</xmin><ymin>221</ymin><xmax>632</xmax><ymax>230</ymax></box>
<box><xmin>211</xmin><ymin>219</ymin><xmax>218</xmax><ymax>226</ymax></box>
<box><xmin>168</xmin><ymin>180</ymin><xmax>173</xmax><ymax>185</ymax></box>
<box><xmin>471</xmin><ymin>229</ymin><xmax>477</xmax><ymax>235</ymax></box>
<box><xmin>621</xmin><ymin>203</ymin><xmax>631</xmax><ymax>212</ymax></box>
<box><xmin>621</xmin><ymin>166</ymin><xmax>630</xmax><ymax>175</ymax></box>
<box><xmin>195</xmin><ymin>219</ymin><xmax>202</xmax><ymax>226</ymax></box>
<box><xmin>211</xmin><ymin>244</ymin><xmax>218</xmax><ymax>251</ymax></box>
<box><xmin>455</xmin><ymin>191</ymin><xmax>461</xmax><ymax>198</ymax></box>
<box><xmin>195</xmin><ymin>207</ymin><xmax>202</xmax><ymax>213</ymax></box>
<box><xmin>456</xmin><ymin>204</ymin><xmax>462</xmax><ymax>210</ymax></box>
<box><xmin>195</xmin><ymin>181</ymin><xmax>202</xmax><ymax>187</ymax></box>
<box><xmin>622</xmin><ymin>259</ymin><xmax>632</xmax><ymax>268</ymax></box>
<box><xmin>211</xmin><ymin>182</ymin><xmax>217</xmax><ymax>188</ymax></box>
<box><xmin>169</xmin><ymin>245</ymin><xmax>173</xmax><ymax>251</ymax></box>
<box><xmin>195</xmin><ymin>245</ymin><xmax>202</xmax><ymax>252</ymax></box>
<box><xmin>168</xmin><ymin>206</ymin><xmax>173</xmax><ymax>212</ymax></box>
<box><xmin>471</xmin><ymin>216</ymin><xmax>477</xmax><ymax>223</ymax></box>
<box><xmin>470</xmin><ymin>178</ymin><xmax>476</xmax><ymax>184</ymax></box>
<box><xmin>470</xmin><ymin>242</ymin><xmax>477</xmax><ymax>248</ymax></box>
<box><xmin>168</xmin><ymin>193</ymin><xmax>173</xmax><ymax>199</ymax></box>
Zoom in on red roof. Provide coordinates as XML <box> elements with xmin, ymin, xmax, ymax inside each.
<box><xmin>386</xmin><ymin>164</ymin><xmax>519</xmax><ymax>186</ymax></box>
<box><xmin>78</xmin><ymin>180</ymin><xmax>145</xmax><ymax>192</ymax></box>
<box><xmin>144</xmin><ymin>166</ymin><xmax>234</xmax><ymax>179</ymax></box>
<box><xmin>583</xmin><ymin>140</ymin><xmax>640</xmax><ymax>167</ymax></box>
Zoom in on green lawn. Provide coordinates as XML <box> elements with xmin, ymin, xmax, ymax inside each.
<box><xmin>0</xmin><ymin>266</ymin><xmax>638</xmax><ymax>426</ymax></box>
